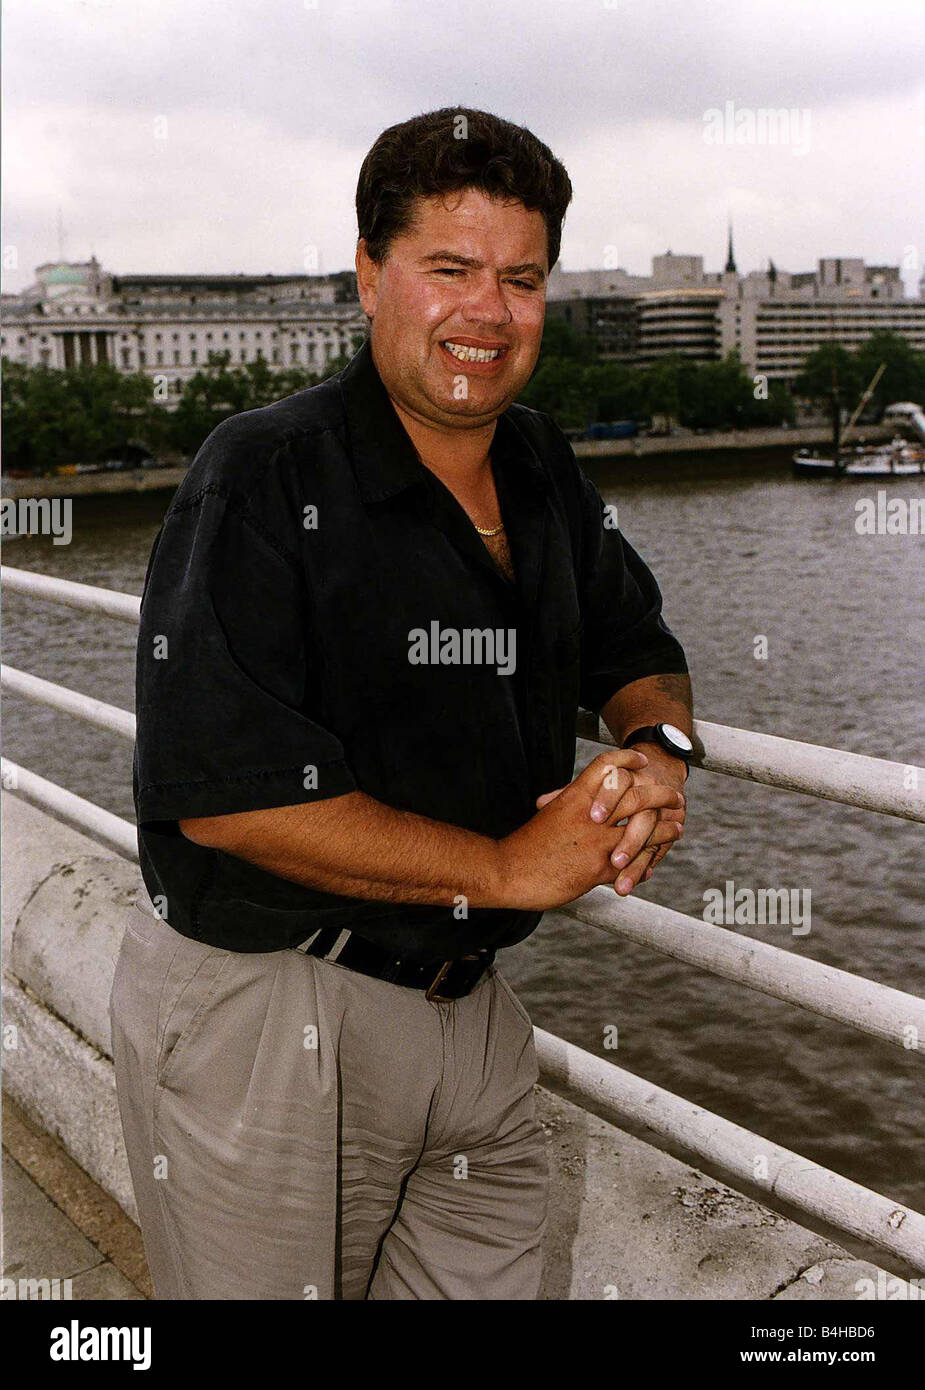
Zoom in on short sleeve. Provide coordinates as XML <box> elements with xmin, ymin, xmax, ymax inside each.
<box><xmin>133</xmin><ymin>485</ymin><xmax>357</xmax><ymax>826</ymax></box>
<box><xmin>575</xmin><ymin>468</ymin><xmax>689</xmax><ymax>716</ymax></box>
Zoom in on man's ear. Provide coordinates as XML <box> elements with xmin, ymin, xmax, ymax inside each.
<box><xmin>355</xmin><ymin>238</ymin><xmax>380</xmax><ymax>319</ymax></box>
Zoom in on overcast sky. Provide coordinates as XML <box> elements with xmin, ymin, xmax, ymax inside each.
<box><xmin>3</xmin><ymin>0</ymin><xmax>924</xmax><ymax>294</ymax></box>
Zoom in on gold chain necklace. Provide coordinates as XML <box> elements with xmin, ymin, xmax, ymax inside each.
<box><xmin>474</xmin><ymin>520</ymin><xmax>505</xmax><ymax>536</ymax></box>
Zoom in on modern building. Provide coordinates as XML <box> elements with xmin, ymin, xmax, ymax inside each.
<box><xmin>0</xmin><ymin>258</ymin><xmax>368</xmax><ymax>398</ymax></box>
<box><xmin>547</xmin><ymin>240</ymin><xmax>925</xmax><ymax>382</ymax></box>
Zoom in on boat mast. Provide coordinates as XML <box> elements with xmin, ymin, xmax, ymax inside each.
<box><xmin>841</xmin><ymin>362</ymin><xmax>887</xmax><ymax>451</ymax></box>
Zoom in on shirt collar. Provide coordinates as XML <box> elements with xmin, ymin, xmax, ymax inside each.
<box><xmin>337</xmin><ymin>336</ymin><xmax>550</xmax><ymax>504</ymax></box>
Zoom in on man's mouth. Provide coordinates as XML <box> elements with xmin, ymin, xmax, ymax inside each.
<box><xmin>440</xmin><ymin>340</ymin><xmax>508</xmax><ymax>364</ymax></box>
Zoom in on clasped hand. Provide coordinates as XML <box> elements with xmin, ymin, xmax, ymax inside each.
<box><xmin>535</xmin><ymin>748</ymin><xmax>686</xmax><ymax>897</ymax></box>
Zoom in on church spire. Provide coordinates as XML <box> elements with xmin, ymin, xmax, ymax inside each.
<box><xmin>725</xmin><ymin>220</ymin><xmax>737</xmax><ymax>274</ymax></box>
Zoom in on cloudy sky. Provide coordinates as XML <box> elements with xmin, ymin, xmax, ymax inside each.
<box><xmin>3</xmin><ymin>0</ymin><xmax>923</xmax><ymax>294</ymax></box>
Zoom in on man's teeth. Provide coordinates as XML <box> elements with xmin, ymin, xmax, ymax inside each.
<box><xmin>443</xmin><ymin>342</ymin><xmax>502</xmax><ymax>362</ymax></box>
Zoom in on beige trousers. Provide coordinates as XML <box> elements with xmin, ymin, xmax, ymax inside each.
<box><xmin>109</xmin><ymin>906</ymin><xmax>548</xmax><ymax>1300</ymax></box>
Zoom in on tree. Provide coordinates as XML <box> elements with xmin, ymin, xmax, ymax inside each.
<box><xmin>795</xmin><ymin>344</ymin><xmax>862</xmax><ymax>460</ymax></box>
<box><xmin>535</xmin><ymin>316</ymin><xmax>593</xmax><ymax>365</ymax></box>
<box><xmin>0</xmin><ymin>359</ymin><xmax>164</xmax><ymax>471</ymax></box>
<box><xmin>854</xmin><ymin>332</ymin><xmax>925</xmax><ymax>417</ymax></box>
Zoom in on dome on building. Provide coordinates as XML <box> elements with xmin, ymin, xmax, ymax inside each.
<box><xmin>44</xmin><ymin>265</ymin><xmax>85</xmax><ymax>285</ymax></box>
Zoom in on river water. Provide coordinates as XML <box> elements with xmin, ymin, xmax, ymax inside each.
<box><xmin>3</xmin><ymin>447</ymin><xmax>923</xmax><ymax>1216</ymax></box>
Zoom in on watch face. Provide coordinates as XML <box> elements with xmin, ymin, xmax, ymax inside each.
<box><xmin>661</xmin><ymin>723</ymin><xmax>693</xmax><ymax>754</ymax></box>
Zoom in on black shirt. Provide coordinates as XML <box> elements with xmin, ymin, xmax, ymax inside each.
<box><xmin>133</xmin><ymin>337</ymin><xmax>688</xmax><ymax>957</ymax></box>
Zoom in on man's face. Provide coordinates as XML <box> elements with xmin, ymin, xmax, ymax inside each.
<box><xmin>356</xmin><ymin>187</ymin><xmax>548</xmax><ymax>429</ymax></box>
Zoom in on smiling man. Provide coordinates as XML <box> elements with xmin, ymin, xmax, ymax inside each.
<box><xmin>110</xmin><ymin>107</ymin><xmax>693</xmax><ymax>1302</ymax></box>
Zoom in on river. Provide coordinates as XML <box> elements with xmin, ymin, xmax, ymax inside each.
<box><xmin>3</xmin><ymin>446</ymin><xmax>923</xmax><ymax>1216</ymax></box>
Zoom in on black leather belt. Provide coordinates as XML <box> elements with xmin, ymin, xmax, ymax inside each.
<box><xmin>292</xmin><ymin>925</ymin><xmax>495</xmax><ymax>1002</ymax></box>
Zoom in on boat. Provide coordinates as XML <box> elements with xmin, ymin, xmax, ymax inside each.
<box><xmin>793</xmin><ymin>438</ymin><xmax>925</xmax><ymax>478</ymax></box>
<box><xmin>793</xmin><ymin>394</ymin><xmax>925</xmax><ymax>479</ymax></box>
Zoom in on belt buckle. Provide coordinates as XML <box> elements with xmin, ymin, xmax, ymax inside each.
<box><xmin>425</xmin><ymin>954</ymin><xmax>480</xmax><ymax>1003</ymax></box>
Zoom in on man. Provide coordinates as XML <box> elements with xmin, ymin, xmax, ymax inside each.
<box><xmin>110</xmin><ymin>107</ymin><xmax>693</xmax><ymax>1301</ymax></box>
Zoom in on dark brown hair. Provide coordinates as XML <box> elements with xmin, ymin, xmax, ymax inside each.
<box><xmin>356</xmin><ymin>107</ymin><xmax>572</xmax><ymax>271</ymax></box>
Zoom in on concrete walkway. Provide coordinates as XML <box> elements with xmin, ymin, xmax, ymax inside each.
<box><xmin>2</xmin><ymin>1094</ymin><xmax>149</xmax><ymax>1300</ymax></box>
<box><xmin>3</xmin><ymin>1088</ymin><xmax>908</xmax><ymax>1303</ymax></box>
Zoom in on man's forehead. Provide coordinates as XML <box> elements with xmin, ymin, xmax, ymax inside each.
<box><xmin>400</xmin><ymin>190</ymin><xmax>547</xmax><ymax>257</ymax></box>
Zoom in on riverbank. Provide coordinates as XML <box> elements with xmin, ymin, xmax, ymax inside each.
<box><xmin>572</xmin><ymin>422</ymin><xmax>890</xmax><ymax>461</ymax></box>
<box><xmin>1</xmin><ymin>425</ymin><xmax>894</xmax><ymax>499</ymax></box>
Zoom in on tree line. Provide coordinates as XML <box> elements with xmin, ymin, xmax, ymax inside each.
<box><xmin>2</xmin><ymin>326</ymin><xmax>924</xmax><ymax>473</ymax></box>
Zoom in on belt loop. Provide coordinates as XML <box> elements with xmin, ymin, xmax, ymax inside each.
<box><xmin>324</xmin><ymin>929</ymin><xmax>353</xmax><ymax>963</ymax></box>
<box><xmin>294</xmin><ymin>928</ymin><xmax>323</xmax><ymax>955</ymax></box>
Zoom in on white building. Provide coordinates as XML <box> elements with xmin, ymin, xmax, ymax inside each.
<box><xmin>547</xmin><ymin>248</ymin><xmax>925</xmax><ymax>381</ymax></box>
<box><xmin>0</xmin><ymin>259</ymin><xmax>368</xmax><ymax>398</ymax></box>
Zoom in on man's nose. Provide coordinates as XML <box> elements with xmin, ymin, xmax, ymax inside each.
<box><xmin>460</xmin><ymin>275</ymin><xmax>513</xmax><ymax>326</ymax></box>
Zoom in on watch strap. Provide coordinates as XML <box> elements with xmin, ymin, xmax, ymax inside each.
<box><xmin>623</xmin><ymin>723</ymin><xmax>693</xmax><ymax>763</ymax></box>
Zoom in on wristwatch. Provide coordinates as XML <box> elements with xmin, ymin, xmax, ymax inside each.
<box><xmin>622</xmin><ymin>722</ymin><xmax>694</xmax><ymax>770</ymax></box>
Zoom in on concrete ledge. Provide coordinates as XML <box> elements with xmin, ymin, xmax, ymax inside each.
<box><xmin>1</xmin><ymin>790</ymin><xmax>911</xmax><ymax>1298</ymax></box>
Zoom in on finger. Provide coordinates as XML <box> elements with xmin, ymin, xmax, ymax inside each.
<box><xmin>535</xmin><ymin>787</ymin><xmax>566</xmax><ymax>809</ymax></box>
<box><xmin>581</xmin><ymin>751</ymin><xmax>648</xmax><ymax>820</ymax></box>
<box><xmin>648</xmin><ymin>840</ymin><xmax>675</xmax><ymax>869</ymax></box>
<box><xmin>634</xmin><ymin>835</ymin><xmax>679</xmax><ymax>879</ymax></box>
<box><xmin>617</xmin><ymin>811</ymin><xmax>681</xmax><ymax>850</ymax></box>
<box><xmin>612</xmin><ymin>812</ymin><xmax>682</xmax><ymax>868</ymax></box>
<box><xmin>608</xmin><ymin>781</ymin><xmax>685</xmax><ymax>823</ymax></box>
<box><xmin>613</xmin><ymin>852</ymin><xmax>654</xmax><ymax>895</ymax></box>
<box><xmin>610</xmin><ymin>810</ymin><xmax>657</xmax><ymax>868</ymax></box>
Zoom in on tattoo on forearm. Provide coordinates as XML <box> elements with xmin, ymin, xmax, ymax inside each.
<box><xmin>653</xmin><ymin>673</ymin><xmax>693</xmax><ymax>709</ymax></box>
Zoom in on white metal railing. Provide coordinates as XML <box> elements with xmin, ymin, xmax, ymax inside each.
<box><xmin>4</xmin><ymin>673</ymin><xmax>923</xmax><ymax>1061</ymax></box>
<box><xmin>535</xmin><ymin>1029</ymin><xmax>925</xmax><ymax>1269</ymax></box>
<box><xmin>3</xmin><ymin>564</ymin><xmax>925</xmax><ymax>1269</ymax></box>
<box><xmin>2</xmin><ymin>565</ymin><xmax>141</xmax><ymax>623</ymax></box>
<box><xmin>563</xmin><ymin>889</ymin><xmax>925</xmax><ymax>1057</ymax></box>
<box><xmin>6</xmin><ymin>564</ymin><xmax>924</xmax><ymax>822</ymax></box>
<box><xmin>576</xmin><ymin>730</ymin><xmax>925</xmax><ymax>823</ymax></box>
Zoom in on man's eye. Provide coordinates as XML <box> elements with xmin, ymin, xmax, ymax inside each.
<box><xmin>509</xmin><ymin>279</ymin><xmax>538</xmax><ymax>291</ymax></box>
<box><xmin>433</xmin><ymin>267</ymin><xmax>464</xmax><ymax>276</ymax></box>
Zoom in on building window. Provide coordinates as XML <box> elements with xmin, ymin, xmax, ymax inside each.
<box><xmin>223</xmin><ymin>331</ymin><xmax>230</xmax><ymax>341</ymax></box>
<box><xmin>174</xmin><ymin>350</ymin><xmax>180</xmax><ymax>365</ymax></box>
<box><xmin>190</xmin><ymin>349</ymin><xmax>197</xmax><ymax>364</ymax></box>
<box><xmin>156</xmin><ymin>350</ymin><xmax>164</xmax><ymax>364</ymax></box>
<box><xmin>272</xmin><ymin>348</ymin><xmax>280</xmax><ymax>364</ymax></box>
<box><xmin>138</xmin><ymin>350</ymin><xmax>146</xmax><ymax>366</ymax></box>
<box><xmin>122</xmin><ymin>349</ymin><xmax>131</xmax><ymax>367</ymax></box>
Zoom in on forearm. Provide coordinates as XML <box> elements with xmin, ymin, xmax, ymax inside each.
<box><xmin>600</xmin><ymin>672</ymin><xmax>693</xmax><ymax>746</ymax></box>
<box><xmin>179</xmin><ymin>790</ymin><xmax>511</xmax><ymax>909</ymax></box>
